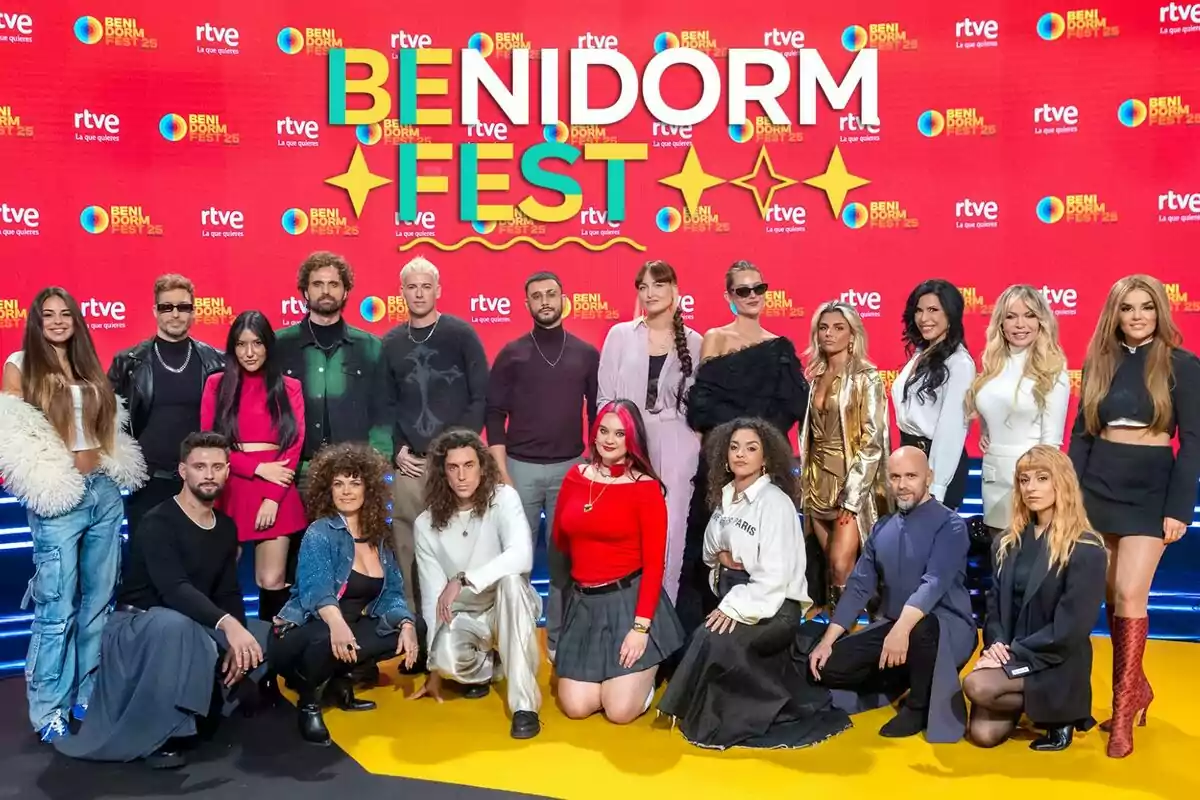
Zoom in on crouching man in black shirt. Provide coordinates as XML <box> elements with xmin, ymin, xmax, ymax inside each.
<box><xmin>55</xmin><ymin>432</ymin><xmax>270</xmax><ymax>770</ymax></box>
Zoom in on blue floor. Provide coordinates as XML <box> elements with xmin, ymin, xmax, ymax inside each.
<box><xmin>0</xmin><ymin>462</ymin><xmax>1197</xmax><ymax>675</ymax></box>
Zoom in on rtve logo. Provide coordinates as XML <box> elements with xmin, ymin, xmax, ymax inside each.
<box><xmin>396</xmin><ymin>210</ymin><xmax>436</xmax><ymax>230</ymax></box>
<box><xmin>763</xmin><ymin>28</ymin><xmax>805</xmax><ymax>48</ymax></box>
<box><xmin>196</xmin><ymin>23</ymin><xmax>238</xmax><ymax>46</ymax></box>
<box><xmin>0</xmin><ymin>11</ymin><xmax>33</xmax><ymax>35</ymax></box>
<box><xmin>470</xmin><ymin>295</ymin><xmax>511</xmax><ymax>315</ymax></box>
<box><xmin>955</xmin><ymin>199</ymin><xmax>999</xmax><ymax>220</ymax></box>
<box><xmin>955</xmin><ymin>18</ymin><xmax>999</xmax><ymax>40</ymax></box>
<box><xmin>840</xmin><ymin>113</ymin><xmax>880</xmax><ymax>133</ymax></box>
<box><xmin>391</xmin><ymin>31</ymin><xmax>432</xmax><ymax>48</ymax></box>
<box><xmin>277</xmin><ymin>116</ymin><xmax>319</xmax><ymax>139</ymax></box>
<box><xmin>281</xmin><ymin>297</ymin><xmax>308</xmax><ymax>316</ymax></box>
<box><xmin>1040</xmin><ymin>285</ymin><xmax>1079</xmax><ymax>312</ymax></box>
<box><xmin>1034</xmin><ymin>104</ymin><xmax>1079</xmax><ymax>125</ymax></box>
<box><xmin>74</xmin><ymin>109</ymin><xmax>119</xmax><ymax>133</ymax></box>
<box><xmin>1159</xmin><ymin>190</ymin><xmax>1200</xmax><ymax>213</ymax></box>
<box><xmin>0</xmin><ymin>203</ymin><xmax>39</xmax><ymax>228</ymax></box>
<box><xmin>201</xmin><ymin>207</ymin><xmax>244</xmax><ymax>229</ymax></box>
<box><xmin>764</xmin><ymin>205</ymin><xmax>806</xmax><ymax>224</ymax></box>
<box><xmin>1161</xmin><ymin>3</ymin><xmax>1200</xmax><ymax>23</ymax></box>
<box><xmin>839</xmin><ymin>288</ymin><xmax>882</xmax><ymax>313</ymax></box>
<box><xmin>652</xmin><ymin>122</ymin><xmax>692</xmax><ymax>138</ymax></box>
<box><xmin>580</xmin><ymin>207</ymin><xmax>620</xmax><ymax>227</ymax></box>
<box><xmin>466</xmin><ymin>122</ymin><xmax>509</xmax><ymax>140</ymax></box>
<box><xmin>577</xmin><ymin>32</ymin><xmax>618</xmax><ymax>48</ymax></box>
<box><xmin>79</xmin><ymin>298</ymin><xmax>127</xmax><ymax>321</ymax></box>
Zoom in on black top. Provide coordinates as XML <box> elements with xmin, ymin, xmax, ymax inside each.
<box><xmin>382</xmin><ymin>313</ymin><xmax>489</xmax><ymax>456</ymax></box>
<box><xmin>140</xmin><ymin>337</ymin><xmax>204</xmax><ymax>471</ymax></box>
<box><xmin>1011</xmin><ymin>532</ymin><xmax>1041</xmax><ymax>603</ymax></box>
<box><xmin>686</xmin><ymin>337</ymin><xmax>810</xmax><ymax>437</ymax></box>
<box><xmin>339</xmin><ymin>569</ymin><xmax>383</xmax><ymax>620</ymax></box>
<box><xmin>118</xmin><ymin>498</ymin><xmax>245</xmax><ymax>628</ymax></box>
<box><xmin>1069</xmin><ymin>344</ymin><xmax>1200</xmax><ymax>522</ymax></box>
<box><xmin>309</xmin><ymin>317</ymin><xmax>345</xmax><ymax>442</ymax></box>
<box><xmin>646</xmin><ymin>354</ymin><xmax>667</xmax><ymax>409</ymax></box>
<box><xmin>485</xmin><ymin>326</ymin><xmax>600</xmax><ymax>463</ymax></box>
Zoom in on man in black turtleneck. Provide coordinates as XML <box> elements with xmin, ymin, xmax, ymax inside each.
<box><xmin>485</xmin><ymin>271</ymin><xmax>598</xmax><ymax>659</ymax></box>
<box><xmin>108</xmin><ymin>274</ymin><xmax>225</xmax><ymax>541</ymax></box>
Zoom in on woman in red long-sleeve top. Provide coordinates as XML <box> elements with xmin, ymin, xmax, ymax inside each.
<box><xmin>201</xmin><ymin>311</ymin><xmax>307</xmax><ymax>625</ymax></box>
<box><xmin>552</xmin><ymin>398</ymin><xmax>686</xmax><ymax>724</ymax></box>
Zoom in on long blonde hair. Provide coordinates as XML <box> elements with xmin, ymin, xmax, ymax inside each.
<box><xmin>965</xmin><ymin>284</ymin><xmax>1066</xmax><ymax>417</ymax></box>
<box><xmin>1080</xmin><ymin>275</ymin><xmax>1181</xmax><ymax>436</ymax></box>
<box><xmin>996</xmin><ymin>445</ymin><xmax>1104</xmax><ymax>575</ymax></box>
<box><xmin>803</xmin><ymin>301</ymin><xmax>875</xmax><ymax>381</ymax></box>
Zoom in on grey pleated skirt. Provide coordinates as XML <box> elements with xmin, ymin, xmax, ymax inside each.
<box><xmin>556</xmin><ymin>572</ymin><xmax>686</xmax><ymax>682</ymax></box>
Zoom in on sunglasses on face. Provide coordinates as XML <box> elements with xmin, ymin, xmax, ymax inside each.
<box><xmin>732</xmin><ymin>283</ymin><xmax>769</xmax><ymax>298</ymax></box>
<box><xmin>157</xmin><ymin>302</ymin><xmax>195</xmax><ymax>314</ymax></box>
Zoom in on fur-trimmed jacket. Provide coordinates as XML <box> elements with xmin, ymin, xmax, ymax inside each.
<box><xmin>0</xmin><ymin>392</ymin><xmax>148</xmax><ymax>518</ymax></box>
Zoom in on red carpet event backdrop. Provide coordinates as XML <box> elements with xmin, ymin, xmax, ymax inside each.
<box><xmin>2</xmin><ymin>0</ymin><xmax>1199</xmax><ymax>452</ymax></box>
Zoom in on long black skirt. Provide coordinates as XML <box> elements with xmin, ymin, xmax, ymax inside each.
<box><xmin>657</xmin><ymin>600</ymin><xmax>852</xmax><ymax>750</ymax></box>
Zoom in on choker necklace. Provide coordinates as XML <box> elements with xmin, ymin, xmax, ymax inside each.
<box><xmin>583</xmin><ymin>461</ymin><xmax>627</xmax><ymax>512</ymax></box>
<box><xmin>351</xmin><ymin>535</ymin><xmax>371</xmax><ymax>544</ymax></box>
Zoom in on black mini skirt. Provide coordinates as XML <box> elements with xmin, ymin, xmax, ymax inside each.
<box><xmin>1079</xmin><ymin>438</ymin><xmax>1175</xmax><ymax>538</ymax></box>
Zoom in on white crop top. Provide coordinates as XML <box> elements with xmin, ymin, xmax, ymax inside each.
<box><xmin>5</xmin><ymin>350</ymin><xmax>101</xmax><ymax>452</ymax></box>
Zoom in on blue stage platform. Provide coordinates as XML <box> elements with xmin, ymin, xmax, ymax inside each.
<box><xmin>0</xmin><ymin>462</ymin><xmax>1196</xmax><ymax>676</ymax></box>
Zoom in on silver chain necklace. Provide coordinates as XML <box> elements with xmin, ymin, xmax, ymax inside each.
<box><xmin>154</xmin><ymin>339</ymin><xmax>193</xmax><ymax>374</ymax></box>
<box><xmin>530</xmin><ymin>327</ymin><xmax>566</xmax><ymax>368</ymax></box>
<box><xmin>407</xmin><ymin>313</ymin><xmax>440</xmax><ymax>344</ymax></box>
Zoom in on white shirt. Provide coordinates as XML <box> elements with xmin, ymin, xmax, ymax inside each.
<box><xmin>974</xmin><ymin>348</ymin><xmax>1070</xmax><ymax>453</ymax></box>
<box><xmin>892</xmin><ymin>344</ymin><xmax>976</xmax><ymax>502</ymax></box>
<box><xmin>5</xmin><ymin>350</ymin><xmax>100</xmax><ymax>452</ymax></box>
<box><xmin>413</xmin><ymin>484</ymin><xmax>533</xmax><ymax>639</ymax></box>
<box><xmin>702</xmin><ymin>475</ymin><xmax>810</xmax><ymax>625</ymax></box>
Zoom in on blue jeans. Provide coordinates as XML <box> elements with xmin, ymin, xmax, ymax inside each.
<box><xmin>23</xmin><ymin>472</ymin><xmax>124</xmax><ymax>730</ymax></box>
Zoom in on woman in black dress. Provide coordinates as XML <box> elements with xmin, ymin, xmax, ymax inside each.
<box><xmin>674</xmin><ymin>261</ymin><xmax>810</xmax><ymax>636</ymax></box>
<box><xmin>965</xmin><ymin>445</ymin><xmax>1106</xmax><ymax>751</ymax></box>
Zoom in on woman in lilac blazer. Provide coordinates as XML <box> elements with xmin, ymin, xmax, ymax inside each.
<box><xmin>597</xmin><ymin>261</ymin><xmax>702</xmax><ymax>603</ymax></box>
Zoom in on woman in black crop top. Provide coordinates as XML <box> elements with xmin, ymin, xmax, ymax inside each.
<box><xmin>966</xmin><ymin>446</ymin><xmax>1106</xmax><ymax>752</ymax></box>
<box><xmin>1068</xmin><ymin>274</ymin><xmax>1200</xmax><ymax>759</ymax></box>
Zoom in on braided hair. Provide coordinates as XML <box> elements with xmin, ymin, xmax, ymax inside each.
<box><xmin>635</xmin><ymin>259</ymin><xmax>693</xmax><ymax>411</ymax></box>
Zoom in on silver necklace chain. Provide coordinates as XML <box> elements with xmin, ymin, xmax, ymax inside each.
<box><xmin>307</xmin><ymin>316</ymin><xmax>338</xmax><ymax>353</ymax></box>
<box><xmin>154</xmin><ymin>339</ymin><xmax>193</xmax><ymax>374</ymax></box>
<box><xmin>530</xmin><ymin>327</ymin><xmax>566</xmax><ymax>368</ymax></box>
<box><xmin>407</xmin><ymin>314</ymin><xmax>440</xmax><ymax>344</ymax></box>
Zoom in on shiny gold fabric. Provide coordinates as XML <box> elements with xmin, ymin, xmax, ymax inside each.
<box><xmin>802</xmin><ymin>375</ymin><xmax>847</xmax><ymax>519</ymax></box>
<box><xmin>799</xmin><ymin>364</ymin><xmax>893</xmax><ymax>544</ymax></box>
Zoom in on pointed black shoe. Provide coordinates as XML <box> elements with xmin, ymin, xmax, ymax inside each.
<box><xmin>329</xmin><ymin>676</ymin><xmax>376</xmax><ymax>711</ymax></box>
<box><xmin>1030</xmin><ymin>725</ymin><xmax>1073</xmax><ymax>751</ymax></box>
<box><xmin>511</xmin><ymin>710</ymin><xmax>541</xmax><ymax>739</ymax></box>
<box><xmin>879</xmin><ymin>706</ymin><xmax>927</xmax><ymax>738</ymax></box>
<box><xmin>463</xmin><ymin>683</ymin><xmax>491</xmax><ymax>699</ymax></box>
<box><xmin>296</xmin><ymin>681</ymin><xmax>332</xmax><ymax>746</ymax></box>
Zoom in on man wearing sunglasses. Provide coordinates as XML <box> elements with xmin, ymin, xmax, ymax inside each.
<box><xmin>108</xmin><ymin>274</ymin><xmax>225</xmax><ymax>541</ymax></box>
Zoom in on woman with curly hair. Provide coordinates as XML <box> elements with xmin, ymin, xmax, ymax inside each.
<box><xmin>965</xmin><ymin>445</ymin><xmax>1106</xmax><ymax>751</ymax></box>
<box><xmin>270</xmin><ymin>443</ymin><xmax>426</xmax><ymax>746</ymax></box>
<box><xmin>657</xmin><ymin>417</ymin><xmax>851</xmax><ymax>750</ymax></box>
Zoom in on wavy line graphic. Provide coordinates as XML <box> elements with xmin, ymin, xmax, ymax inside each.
<box><xmin>397</xmin><ymin>235</ymin><xmax>646</xmax><ymax>253</ymax></box>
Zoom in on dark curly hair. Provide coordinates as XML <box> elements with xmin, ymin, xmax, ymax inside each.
<box><xmin>635</xmin><ymin>260</ymin><xmax>692</xmax><ymax>412</ymax></box>
<box><xmin>296</xmin><ymin>251</ymin><xmax>354</xmax><ymax>294</ymax></box>
<box><xmin>901</xmin><ymin>278</ymin><xmax>967</xmax><ymax>404</ymax></box>
<box><xmin>703</xmin><ymin>417</ymin><xmax>800</xmax><ymax>511</ymax></box>
<box><xmin>304</xmin><ymin>443</ymin><xmax>392</xmax><ymax>550</ymax></box>
<box><xmin>424</xmin><ymin>428</ymin><xmax>503</xmax><ymax>531</ymax></box>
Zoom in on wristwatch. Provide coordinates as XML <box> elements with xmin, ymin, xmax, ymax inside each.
<box><xmin>455</xmin><ymin>572</ymin><xmax>470</xmax><ymax>588</ymax></box>
<box><xmin>632</xmin><ymin>621</ymin><xmax>650</xmax><ymax>634</ymax></box>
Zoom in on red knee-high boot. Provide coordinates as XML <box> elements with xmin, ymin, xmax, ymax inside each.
<box><xmin>1100</xmin><ymin>609</ymin><xmax>1153</xmax><ymax>734</ymax></box>
<box><xmin>1107</xmin><ymin>616</ymin><xmax>1152</xmax><ymax>758</ymax></box>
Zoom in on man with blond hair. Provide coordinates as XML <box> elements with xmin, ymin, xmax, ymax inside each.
<box><xmin>381</xmin><ymin>256</ymin><xmax>489</xmax><ymax>611</ymax></box>
<box><xmin>108</xmin><ymin>273</ymin><xmax>225</xmax><ymax>540</ymax></box>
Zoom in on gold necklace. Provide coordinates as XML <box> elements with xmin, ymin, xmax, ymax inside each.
<box><xmin>584</xmin><ymin>472</ymin><xmax>612</xmax><ymax>513</ymax></box>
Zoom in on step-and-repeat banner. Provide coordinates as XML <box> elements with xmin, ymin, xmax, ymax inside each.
<box><xmin>2</xmin><ymin>1</ymin><xmax>1199</xmax><ymax>451</ymax></box>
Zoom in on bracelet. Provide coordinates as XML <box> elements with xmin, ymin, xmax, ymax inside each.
<box><xmin>632</xmin><ymin>621</ymin><xmax>650</xmax><ymax>634</ymax></box>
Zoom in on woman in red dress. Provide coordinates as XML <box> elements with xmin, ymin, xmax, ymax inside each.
<box><xmin>201</xmin><ymin>310</ymin><xmax>307</xmax><ymax>624</ymax></box>
<box><xmin>552</xmin><ymin>398</ymin><xmax>686</xmax><ymax>724</ymax></box>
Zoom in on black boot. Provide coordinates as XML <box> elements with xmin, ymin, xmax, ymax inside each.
<box><xmin>879</xmin><ymin>704</ymin><xmax>927</xmax><ymax>738</ymax></box>
<box><xmin>1030</xmin><ymin>724</ymin><xmax>1073</xmax><ymax>751</ymax></box>
<box><xmin>296</xmin><ymin>680</ymin><xmax>331</xmax><ymax>746</ymax></box>
<box><xmin>328</xmin><ymin>675</ymin><xmax>376</xmax><ymax>711</ymax></box>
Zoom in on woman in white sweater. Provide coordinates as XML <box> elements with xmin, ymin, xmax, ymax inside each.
<box><xmin>965</xmin><ymin>285</ymin><xmax>1070</xmax><ymax>533</ymax></box>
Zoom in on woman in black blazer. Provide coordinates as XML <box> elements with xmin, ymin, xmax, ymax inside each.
<box><xmin>964</xmin><ymin>445</ymin><xmax>1107</xmax><ymax>751</ymax></box>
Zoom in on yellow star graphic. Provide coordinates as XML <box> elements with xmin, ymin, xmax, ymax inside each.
<box><xmin>730</xmin><ymin>146</ymin><xmax>799</xmax><ymax>219</ymax></box>
<box><xmin>803</xmin><ymin>146</ymin><xmax>870</xmax><ymax>218</ymax></box>
<box><xmin>658</xmin><ymin>147</ymin><xmax>725</xmax><ymax>216</ymax></box>
<box><xmin>325</xmin><ymin>144</ymin><xmax>392</xmax><ymax>217</ymax></box>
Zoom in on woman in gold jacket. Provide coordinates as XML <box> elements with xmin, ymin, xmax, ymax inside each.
<box><xmin>799</xmin><ymin>301</ymin><xmax>892</xmax><ymax>608</ymax></box>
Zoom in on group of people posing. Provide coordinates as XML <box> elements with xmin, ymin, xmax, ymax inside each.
<box><xmin>0</xmin><ymin>252</ymin><xmax>1194</xmax><ymax>771</ymax></box>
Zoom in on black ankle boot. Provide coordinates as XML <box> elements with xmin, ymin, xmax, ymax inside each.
<box><xmin>1030</xmin><ymin>724</ymin><xmax>1073</xmax><ymax>751</ymax></box>
<box><xmin>297</xmin><ymin>682</ymin><xmax>331</xmax><ymax>746</ymax></box>
<box><xmin>329</xmin><ymin>675</ymin><xmax>376</xmax><ymax>711</ymax></box>
<box><xmin>879</xmin><ymin>705</ymin><xmax>927</xmax><ymax>738</ymax></box>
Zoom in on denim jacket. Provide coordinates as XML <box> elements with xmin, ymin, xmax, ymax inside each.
<box><xmin>276</xmin><ymin>514</ymin><xmax>415</xmax><ymax>636</ymax></box>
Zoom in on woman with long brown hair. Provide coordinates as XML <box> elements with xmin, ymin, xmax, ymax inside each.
<box><xmin>597</xmin><ymin>260</ymin><xmax>702</xmax><ymax>604</ymax></box>
<box><xmin>270</xmin><ymin>443</ymin><xmax>425</xmax><ymax>746</ymax></box>
<box><xmin>964</xmin><ymin>446</ymin><xmax>1106</xmax><ymax>751</ymax></box>
<box><xmin>799</xmin><ymin>301</ymin><xmax>891</xmax><ymax>607</ymax></box>
<box><xmin>0</xmin><ymin>287</ymin><xmax>146</xmax><ymax>742</ymax></box>
<box><xmin>1068</xmin><ymin>274</ymin><xmax>1200</xmax><ymax>758</ymax></box>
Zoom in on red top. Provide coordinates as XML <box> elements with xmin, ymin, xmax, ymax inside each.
<box><xmin>551</xmin><ymin>465</ymin><xmax>668</xmax><ymax>620</ymax></box>
<box><xmin>200</xmin><ymin>372</ymin><xmax>305</xmax><ymax>503</ymax></box>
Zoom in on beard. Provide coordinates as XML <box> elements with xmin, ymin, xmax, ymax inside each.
<box><xmin>309</xmin><ymin>293</ymin><xmax>346</xmax><ymax>314</ymax></box>
<box><xmin>190</xmin><ymin>482</ymin><xmax>223</xmax><ymax>503</ymax></box>
<box><xmin>533</xmin><ymin>308</ymin><xmax>562</xmax><ymax>327</ymax></box>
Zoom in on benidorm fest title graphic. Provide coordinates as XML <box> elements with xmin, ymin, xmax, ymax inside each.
<box><xmin>322</xmin><ymin>42</ymin><xmax>879</xmax><ymax>251</ymax></box>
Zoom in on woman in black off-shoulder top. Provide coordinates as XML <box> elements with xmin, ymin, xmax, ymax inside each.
<box><xmin>1068</xmin><ymin>274</ymin><xmax>1200</xmax><ymax>760</ymax></box>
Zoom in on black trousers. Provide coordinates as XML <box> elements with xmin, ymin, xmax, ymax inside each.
<box><xmin>268</xmin><ymin>615</ymin><xmax>428</xmax><ymax>688</ymax></box>
<box><xmin>819</xmin><ymin>616</ymin><xmax>940</xmax><ymax>711</ymax></box>
<box><xmin>124</xmin><ymin>474</ymin><xmax>183</xmax><ymax>542</ymax></box>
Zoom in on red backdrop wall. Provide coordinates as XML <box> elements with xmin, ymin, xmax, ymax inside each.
<box><xmin>2</xmin><ymin>0</ymin><xmax>1199</xmax><ymax>454</ymax></box>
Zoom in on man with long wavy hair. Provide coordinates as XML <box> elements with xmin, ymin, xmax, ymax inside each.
<box><xmin>410</xmin><ymin>428</ymin><xmax>543</xmax><ymax>739</ymax></box>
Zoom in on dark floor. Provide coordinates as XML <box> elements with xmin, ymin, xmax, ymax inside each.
<box><xmin>0</xmin><ymin>678</ymin><xmax>553</xmax><ymax>800</ymax></box>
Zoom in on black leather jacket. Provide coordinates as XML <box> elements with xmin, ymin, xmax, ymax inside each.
<box><xmin>107</xmin><ymin>337</ymin><xmax>225</xmax><ymax>437</ymax></box>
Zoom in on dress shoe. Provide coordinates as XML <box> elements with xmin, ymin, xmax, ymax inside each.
<box><xmin>464</xmin><ymin>683</ymin><xmax>491</xmax><ymax>699</ymax></box>
<box><xmin>510</xmin><ymin>710</ymin><xmax>541</xmax><ymax>739</ymax></box>
<box><xmin>145</xmin><ymin>747</ymin><xmax>186</xmax><ymax>769</ymax></box>
<box><xmin>879</xmin><ymin>706</ymin><xmax>926</xmax><ymax>738</ymax></box>
<box><xmin>329</xmin><ymin>676</ymin><xmax>376</xmax><ymax>711</ymax></box>
<box><xmin>1030</xmin><ymin>725</ymin><xmax>1073</xmax><ymax>751</ymax></box>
